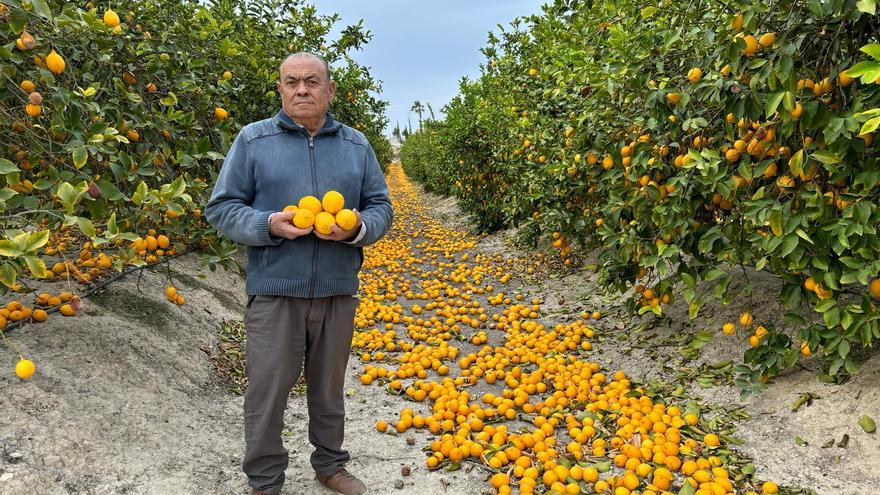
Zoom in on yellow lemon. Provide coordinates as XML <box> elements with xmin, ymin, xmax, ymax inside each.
<box><xmin>46</xmin><ymin>49</ymin><xmax>65</xmax><ymax>74</ymax></box>
<box><xmin>298</xmin><ymin>195</ymin><xmax>323</xmax><ymax>215</ymax></box>
<box><xmin>16</xmin><ymin>358</ymin><xmax>35</xmax><ymax>380</ymax></box>
<box><xmin>282</xmin><ymin>204</ymin><xmax>298</xmax><ymax>219</ymax></box>
<box><xmin>315</xmin><ymin>212</ymin><xmax>336</xmax><ymax>235</ymax></box>
<box><xmin>214</xmin><ymin>107</ymin><xmax>228</xmax><ymax>120</ymax></box>
<box><xmin>293</xmin><ymin>208</ymin><xmax>315</xmax><ymax>229</ymax></box>
<box><xmin>321</xmin><ymin>190</ymin><xmax>345</xmax><ymax>214</ymax></box>
<box><xmin>336</xmin><ymin>209</ymin><xmax>358</xmax><ymax>231</ymax></box>
<box><xmin>104</xmin><ymin>9</ymin><xmax>120</xmax><ymax>27</ymax></box>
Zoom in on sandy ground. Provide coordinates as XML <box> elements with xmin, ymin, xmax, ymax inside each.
<box><xmin>0</xmin><ymin>253</ymin><xmax>485</xmax><ymax>495</ymax></box>
<box><xmin>0</xmin><ymin>169</ymin><xmax>877</xmax><ymax>495</ymax></box>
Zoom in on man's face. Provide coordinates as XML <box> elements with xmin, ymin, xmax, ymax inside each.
<box><xmin>277</xmin><ymin>56</ymin><xmax>335</xmax><ymax>123</ymax></box>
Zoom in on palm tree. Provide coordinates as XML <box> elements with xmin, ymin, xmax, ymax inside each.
<box><xmin>411</xmin><ymin>100</ymin><xmax>425</xmax><ymax>131</ymax></box>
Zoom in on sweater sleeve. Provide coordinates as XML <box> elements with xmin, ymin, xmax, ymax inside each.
<box><xmin>349</xmin><ymin>142</ymin><xmax>393</xmax><ymax>248</ymax></box>
<box><xmin>204</xmin><ymin>131</ymin><xmax>284</xmax><ymax>247</ymax></box>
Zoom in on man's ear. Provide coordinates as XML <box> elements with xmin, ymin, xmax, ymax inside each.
<box><xmin>328</xmin><ymin>80</ymin><xmax>336</xmax><ymax>101</ymax></box>
<box><xmin>276</xmin><ymin>80</ymin><xmax>282</xmax><ymax>95</ymax></box>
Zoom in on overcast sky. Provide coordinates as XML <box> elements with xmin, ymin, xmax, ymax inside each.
<box><xmin>314</xmin><ymin>1</ymin><xmax>546</xmax><ymax>135</ymax></box>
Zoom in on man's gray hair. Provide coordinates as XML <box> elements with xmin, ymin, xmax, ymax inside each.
<box><xmin>279</xmin><ymin>52</ymin><xmax>332</xmax><ymax>81</ymax></box>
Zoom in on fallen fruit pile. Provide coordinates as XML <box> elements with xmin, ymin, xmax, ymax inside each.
<box><xmin>352</xmin><ymin>165</ymin><xmax>781</xmax><ymax>495</ymax></box>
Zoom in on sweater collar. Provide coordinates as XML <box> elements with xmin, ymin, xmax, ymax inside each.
<box><xmin>274</xmin><ymin>110</ymin><xmax>342</xmax><ymax>136</ymax></box>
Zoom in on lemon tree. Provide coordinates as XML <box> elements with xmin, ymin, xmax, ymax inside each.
<box><xmin>402</xmin><ymin>0</ymin><xmax>880</xmax><ymax>387</ymax></box>
<box><xmin>0</xmin><ymin>0</ymin><xmax>391</xmax><ymax>372</ymax></box>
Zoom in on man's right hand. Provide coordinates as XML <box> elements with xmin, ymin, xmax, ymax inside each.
<box><xmin>269</xmin><ymin>211</ymin><xmax>313</xmax><ymax>239</ymax></box>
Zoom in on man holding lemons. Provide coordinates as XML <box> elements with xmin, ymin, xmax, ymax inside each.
<box><xmin>205</xmin><ymin>52</ymin><xmax>392</xmax><ymax>495</ymax></box>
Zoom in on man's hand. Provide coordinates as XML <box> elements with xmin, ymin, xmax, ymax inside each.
<box><xmin>269</xmin><ymin>211</ymin><xmax>314</xmax><ymax>239</ymax></box>
<box><xmin>315</xmin><ymin>208</ymin><xmax>363</xmax><ymax>242</ymax></box>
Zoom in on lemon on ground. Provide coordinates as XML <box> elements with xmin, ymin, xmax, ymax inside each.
<box><xmin>315</xmin><ymin>212</ymin><xmax>336</xmax><ymax>235</ymax></box>
<box><xmin>16</xmin><ymin>358</ymin><xmax>35</xmax><ymax>379</ymax></box>
<box><xmin>293</xmin><ymin>208</ymin><xmax>315</xmax><ymax>228</ymax></box>
<box><xmin>322</xmin><ymin>190</ymin><xmax>345</xmax><ymax>214</ymax></box>
<box><xmin>335</xmin><ymin>209</ymin><xmax>358</xmax><ymax>230</ymax></box>
<box><xmin>298</xmin><ymin>195</ymin><xmax>323</xmax><ymax>215</ymax></box>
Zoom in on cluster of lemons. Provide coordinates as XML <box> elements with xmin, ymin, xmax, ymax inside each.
<box><xmin>349</xmin><ymin>165</ymin><xmax>781</xmax><ymax>495</ymax></box>
<box><xmin>282</xmin><ymin>190</ymin><xmax>358</xmax><ymax>235</ymax></box>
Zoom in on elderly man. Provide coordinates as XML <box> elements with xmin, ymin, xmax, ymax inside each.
<box><xmin>205</xmin><ymin>52</ymin><xmax>392</xmax><ymax>495</ymax></box>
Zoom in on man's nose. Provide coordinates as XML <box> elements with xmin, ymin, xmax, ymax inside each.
<box><xmin>295</xmin><ymin>83</ymin><xmax>309</xmax><ymax>95</ymax></box>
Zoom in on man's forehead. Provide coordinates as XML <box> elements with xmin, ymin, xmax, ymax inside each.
<box><xmin>280</xmin><ymin>58</ymin><xmax>326</xmax><ymax>79</ymax></box>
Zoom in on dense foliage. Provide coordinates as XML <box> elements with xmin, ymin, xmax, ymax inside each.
<box><xmin>0</xmin><ymin>0</ymin><xmax>391</xmax><ymax>308</ymax></box>
<box><xmin>401</xmin><ymin>0</ymin><xmax>880</xmax><ymax>387</ymax></box>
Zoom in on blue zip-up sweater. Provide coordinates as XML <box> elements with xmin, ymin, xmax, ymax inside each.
<box><xmin>205</xmin><ymin>110</ymin><xmax>393</xmax><ymax>298</ymax></box>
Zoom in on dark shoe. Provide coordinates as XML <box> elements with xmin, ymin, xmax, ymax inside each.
<box><xmin>250</xmin><ymin>489</ymin><xmax>274</xmax><ymax>495</ymax></box>
<box><xmin>315</xmin><ymin>469</ymin><xmax>367</xmax><ymax>495</ymax></box>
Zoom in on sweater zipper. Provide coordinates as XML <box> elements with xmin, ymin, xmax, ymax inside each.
<box><xmin>308</xmin><ymin>135</ymin><xmax>318</xmax><ymax>298</ymax></box>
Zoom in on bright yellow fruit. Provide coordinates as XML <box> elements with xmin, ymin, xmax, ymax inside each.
<box><xmin>321</xmin><ymin>190</ymin><xmax>345</xmax><ymax>214</ymax></box>
<box><xmin>16</xmin><ymin>358</ymin><xmax>35</xmax><ymax>380</ymax></box>
<box><xmin>293</xmin><ymin>208</ymin><xmax>315</xmax><ymax>229</ymax></box>
<box><xmin>758</xmin><ymin>32</ymin><xmax>776</xmax><ymax>47</ymax></box>
<box><xmin>104</xmin><ymin>9</ymin><xmax>121</xmax><ymax>27</ymax></box>
<box><xmin>336</xmin><ymin>209</ymin><xmax>358</xmax><ymax>231</ymax></box>
<box><xmin>315</xmin><ymin>211</ymin><xmax>336</xmax><ymax>235</ymax></box>
<box><xmin>214</xmin><ymin>107</ymin><xmax>228</xmax><ymax>120</ymax></box>
<box><xmin>298</xmin><ymin>195</ymin><xmax>323</xmax><ymax>215</ymax></box>
<box><xmin>687</xmin><ymin>67</ymin><xmax>703</xmax><ymax>83</ymax></box>
<box><xmin>46</xmin><ymin>49</ymin><xmax>65</xmax><ymax>74</ymax></box>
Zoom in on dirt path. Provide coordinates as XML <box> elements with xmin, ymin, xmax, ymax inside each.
<box><xmin>1</xmin><ymin>163</ymin><xmax>878</xmax><ymax>495</ymax></box>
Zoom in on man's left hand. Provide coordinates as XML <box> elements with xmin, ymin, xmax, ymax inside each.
<box><xmin>315</xmin><ymin>208</ymin><xmax>363</xmax><ymax>242</ymax></box>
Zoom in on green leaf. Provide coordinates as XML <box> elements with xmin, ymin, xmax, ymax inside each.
<box><xmin>860</xmin><ymin>116</ymin><xmax>880</xmax><ymax>136</ymax></box>
<box><xmin>22</xmin><ymin>230</ymin><xmax>50</xmax><ymax>253</ymax></box>
<box><xmin>765</xmin><ymin>91</ymin><xmax>785</xmax><ymax>117</ymax></box>
<box><xmin>0</xmin><ymin>240</ymin><xmax>22</xmax><ymax>257</ymax></box>
<box><xmin>860</xmin><ymin>415</ymin><xmax>876</xmax><ymax>433</ymax></box>
<box><xmin>72</xmin><ymin>146</ymin><xmax>88</xmax><ymax>169</ymax></box>
<box><xmin>106</xmin><ymin>212</ymin><xmax>119</xmax><ymax>236</ymax></box>
<box><xmin>770</xmin><ymin>208</ymin><xmax>783</xmax><ymax>237</ymax></box>
<box><xmin>0</xmin><ymin>262</ymin><xmax>17</xmax><ymax>287</ymax></box>
<box><xmin>678</xmin><ymin>481</ymin><xmax>697</xmax><ymax>495</ymax></box>
<box><xmin>56</xmin><ymin>182</ymin><xmax>84</xmax><ymax>214</ymax></box>
<box><xmin>860</xmin><ymin>43</ymin><xmax>880</xmax><ymax>60</ymax></box>
<box><xmin>812</xmin><ymin>150</ymin><xmax>842</xmax><ymax>165</ymax></box>
<box><xmin>641</xmin><ymin>6</ymin><xmax>658</xmax><ymax>18</ymax></box>
<box><xmin>845</xmin><ymin>60</ymin><xmax>880</xmax><ymax>77</ymax></box>
<box><xmin>30</xmin><ymin>0</ymin><xmax>54</xmax><ymax>21</ymax></box>
<box><xmin>0</xmin><ymin>158</ymin><xmax>19</xmax><ymax>174</ymax></box>
<box><xmin>77</xmin><ymin>217</ymin><xmax>96</xmax><ymax>238</ymax></box>
<box><xmin>857</xmin><ymin>0</ymin><xmax>876</xmax><ymax>14</ymax></box>
<box><xmin>788</xmin><ymin>149</ymin><xmax>804</xmax><ymax>177</ymax></box>
<box><xmin>23</xmin><ymin>255</ymin><xmax>47</xmax><ymax>278</ymax></box>
<box><xmin>815</xmin><ymin>299</ymin><xmax>836</xmax><ymax>313</ymax></box>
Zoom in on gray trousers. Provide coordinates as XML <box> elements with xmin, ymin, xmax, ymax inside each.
<box><xmin>242</xmin><ymin>294</ymin><xmax>359</xmax><ymax>494</ymax></box>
